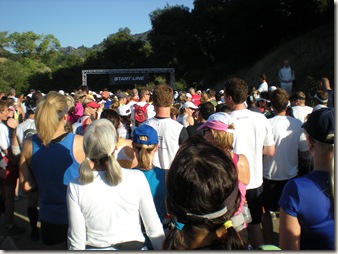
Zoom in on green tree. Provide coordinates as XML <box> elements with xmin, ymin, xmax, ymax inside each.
<box><xmin>8</xmin><ymin>31</ymin><xmax>41</xmax><ymax>57</ymax></box>
<box><xmin>36</xmin><ymin>34</ymin><xmax>61</xmax><ymax>66</ymax></box>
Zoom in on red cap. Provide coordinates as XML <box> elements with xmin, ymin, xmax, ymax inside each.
<box><xmin>86</xmin><ymin>101</ymin><xmax>100</xmax><ymax>108</ymax></box>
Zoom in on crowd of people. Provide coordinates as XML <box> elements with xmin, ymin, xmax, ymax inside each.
<box><xmin>0</xmin><ymin>65</ymin><xmax>334</xmax><ymax>250</ymax></box>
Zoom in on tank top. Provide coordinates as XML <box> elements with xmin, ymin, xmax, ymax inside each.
<box><xmin>30</xmin><ymin>133</ymin><xmax>80</xmax><ymax>224</ymax></box>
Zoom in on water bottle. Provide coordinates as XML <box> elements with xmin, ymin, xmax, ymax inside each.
<box><xmin>243</xmin><ymin>202</ymin><xmax>252</xmax><ymax>224</ymax></box>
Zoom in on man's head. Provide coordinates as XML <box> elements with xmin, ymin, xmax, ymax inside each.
<box><xmin>270</xmin><ymin>88</ymin><xmax>289</xmax><ymax>113</ymax></box>
<box><xmin>319</xmin><ymin>77</ymin><xmax>331</xmax><ymax>90</ymax></box>
<box><xmin>289</xmin><ymin>91</ymin><xmax>306</xmax><ymax>106</ymax></box>
<box><xmin>152</xmin><ymin>84</ymin><xmax>174</xmax><ymax>107</ymax></box>
<box><xmin>224</xmin><ymin>78</ymin><xmax>249</xmax><ymax>107</ymax></box>
<box><xmin>283</xmin><ymin>59</ymin><xmax>289</xmax><ymax>67</ymax></box>
<box><xmin>139</xmin><ymin>89</ymin><xmax>151</xmax><ymax>102</ymax></box>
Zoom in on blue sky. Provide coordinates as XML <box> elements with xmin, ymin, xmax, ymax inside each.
<box><xmin>0</xmin><ymin>0</ymin><xmax>194</xmax><ymax>48</ymax></box>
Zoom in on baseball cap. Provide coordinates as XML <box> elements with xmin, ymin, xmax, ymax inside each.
<box><xmin>182</xmin><ymin>101</ymin><xmax>198</xmax><ymax>109</ymax></box>
<box><xmin>186</xmin><ymin>93</ymin><xmax>192</xmax><ymax>98</ymax></box>
<box><xmin>256</xmin><ymin>98</ymin><xmax>270</xmax><ymax>103</ymax></box>
<box><xmin>302</xmin><ymin>108</ymin><xmax>334</xmax><ymax>144</ymax></box>
<box><xmin>197</xmin><ymin>112</ymin><xmax>235</xmax><ymax>133</ymax></box>
<box><xmin>86</xmin><ymin>101</ymin><xmax>100</xmax><ymax>108</ymax></box>
<box><xmin>268</xmin><ymin>86</ymin><xmax>277</xmax><ymax>92</ymax></box>
<box><xmin>132</xmin><ymin>124</ymin><xmax>158</xmax><ymax>145</ymax></box>
<box><xmin>117</xmin><ymin>105</ymin><xmax>131</xmax><ymax>116</ymax></box>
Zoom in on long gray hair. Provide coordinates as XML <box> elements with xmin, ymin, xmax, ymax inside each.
<box><xmin>79</xmin><ymin>119</ymin><xmax>122</xmax><ymax>186</ymax></box>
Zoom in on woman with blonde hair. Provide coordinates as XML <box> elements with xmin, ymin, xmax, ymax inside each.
<box><xmin>67</xmin><ymin>119</ymin><xmax>165</xmax><ymax>250</ymax></box>
<box><xmin>197</xmin><ymin>112</ymin><xmax>250</xmax><ymax>241</ymax></box>
<box><xmin>19</xmin><ymin>91</ymin><xmax>85</xmax><ymax>249</ymax></box>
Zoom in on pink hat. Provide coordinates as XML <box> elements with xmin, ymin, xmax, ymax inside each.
<box><xmin>197</xmin><ymin>112</ymin><xmax>235</xmax><ymax>133</ymax></box>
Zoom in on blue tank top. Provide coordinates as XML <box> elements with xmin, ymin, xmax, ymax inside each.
<box><xmin>30</xmin><ymin>133</ymin><xmax>80</xmax><ymax>224</ymax></box>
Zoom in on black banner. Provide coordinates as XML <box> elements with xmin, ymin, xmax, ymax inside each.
<box><xmin>109</xmin><ymin>74</ymin><xmax>149</xmax><ymax>85</ymax></box>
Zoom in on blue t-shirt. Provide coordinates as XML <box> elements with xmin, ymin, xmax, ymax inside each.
<box><xmin>279</xmin><ymin>170</ymin><xmax>334</xmax><ymax>250</ymax></box>
<box><xmin>135</xmin><ymin>167</ymin><xmax>166</xmax><ymax>221</ymax></box>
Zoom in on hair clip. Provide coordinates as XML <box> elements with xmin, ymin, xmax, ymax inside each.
<box><xmin>175</xmin><ymin>221</ymin><xmax>185</xmax><ymax>231</ymax></box>
<box><xmin>223</xmin><ymin>220</ymin><xmax>233</xmax><ymax>230</ymax></box>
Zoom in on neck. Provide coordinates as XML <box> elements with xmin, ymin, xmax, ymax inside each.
<box><xmin>155</xmin><ymin>106</ymin><xmax>170</xmax><ymax>118</ymax></box>
<box><xmin>232</xmin><ymin>103</ymin><xmax>246</xmax><ymax>111</ymax></box>
<box><xmin>313</xmin><ymin>150</ymin><xmax>333</xmax><ymax>172</ymax></box>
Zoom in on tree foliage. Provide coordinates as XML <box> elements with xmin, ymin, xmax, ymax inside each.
<box><xmin>0</xmin><ymin>0</ymin><xmax>333</xmax><ymax>93</ymax></box>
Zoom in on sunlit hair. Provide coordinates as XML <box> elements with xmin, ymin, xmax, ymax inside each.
<box><xmin>132</xmin><ymin>143</ymin><xmax>157</xmax><ymax>170</ymax></box>
<box><xmin>139</xmin><ymin>88</ymin><xmax>149</xmax><ymax>98</ymax></box>
<box><xmin>210</xmin><ymin>123</ymin><xmax>235</xmax><ymax>152</ymax></box>
<box><xmin>224</xmin><ymin>78</ymin><xmax>248</xmax><ymax>104</ymax></box>
<box><xmin>100</xmin><ymin>109</ymin><xmax>120</xmax><ymax>130</ymax></box>
<box><xmin>74</xmin><ymin>91</ymin><xmax>86</xmax><ymax>102</ymax></box>
<box><xmin>270</xmin><ymin>88</ymin><xmax>289</xmax><ymax>113</ymax></box>
<box><xmin>200</xmin><ymin>92</ymin><xmax>210</xmax><ymax>104</ymax></box>
<box><xmin>164</xmin><ymin>135</ymin><xmax>246</xmax><ymax>250</ymax></box>
<box><xmin>82</xmin><ymin>97</ymin><xmax>94</xmax><ymax>108</ymax></box>
<box><xmin>152</xmin><ymin>84</ymin><xmax>174</xmax><ymax>107</ymax></box>
<box><xmin>79</xmin><ymin>119</ymin><xmax>122</xmax><ymax>186</ymax></box>
<box><xmin>0</xmin><ymin>100</ymin><xmax>8</xmax><ymax>113</ymax></box>
<box><xmin>35</xmin><ymin>91</ymin><xmax>68</xmax><ymax>146</ymax></box>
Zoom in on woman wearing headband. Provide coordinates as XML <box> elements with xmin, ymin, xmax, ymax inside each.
<box><xmin>19</xmin><ymin>91</ymin><xmax>85</xmax><ymax>249</ymax></box>
<box><xmin>163</xmin><ymin>135</ymin><xmax>248</xmax><ymax>250</ymax></box>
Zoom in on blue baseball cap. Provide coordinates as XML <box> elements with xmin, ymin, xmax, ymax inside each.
<box><xmin>132</xmin><ymin>125</ymin><xmax>158</xmax><ymax>145</ymax></box>
<box><xmin>302</xmin><ymin>108</ymin><xmax>334</xmax><ymax>144</ymax></box>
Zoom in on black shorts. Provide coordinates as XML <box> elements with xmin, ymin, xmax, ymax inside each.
<box><xmin>263</xmin><ymin>178</ymin><xmax>289</xmax><ymax>212</ymax></box>
<box><xmin>40</xmin><ymin>220</ymin><xmax>68</xmax><ymax>246</ymax></box>
<box><xmin>245</xmin><ymin>185</ymin><xmax>263</xmax><ymax>225</ymax></box>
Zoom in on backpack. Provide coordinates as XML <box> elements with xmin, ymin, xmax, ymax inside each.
<box><xmin>134</xmin><ymin>104</ymin><xmax>149</xmax><ymax>126</ymax></box>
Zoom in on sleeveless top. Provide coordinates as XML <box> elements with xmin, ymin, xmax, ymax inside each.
<box><xmin>30</xmin><ymin>133</ymin><xmax>80</xmax><ymax>224</ymax></box>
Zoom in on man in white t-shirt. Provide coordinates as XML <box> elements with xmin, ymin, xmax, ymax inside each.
<box><xmin>143</xmin><ymin>84</ymin><xmax>188</xmax><ymax>171</ymax></box>
<box><xmin>257</xmin><ymin>74</ymin><xmax>268</xmax><ymax>94</ymax></box>
<box><xmin>224</xmin><ymin>78</ymin><xmax>275</xmax><ymax>249</ymax></box>
<box><xmin>289</xmin><ymin>91</ymin><xmax>313</xmax><ymax>123</ymax></box>
<box><xmin>262</xmin><ymin>88</ymin><xmax>309</xmax><ymax>244</ymax></box>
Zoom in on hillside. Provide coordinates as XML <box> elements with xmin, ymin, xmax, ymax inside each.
<box><xmin>215</xmin><ymin>22</ymin><xmax>334</xmax><ymax>95</ymax></box>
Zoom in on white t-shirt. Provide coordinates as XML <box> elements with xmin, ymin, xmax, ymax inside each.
<box><xmin>176</xmin><ymin>114</ymin><xmax>189</xmax><ymax>128</ymax></box>
<box><xmin>16</xmin><ymin>118</ymin><xmax>36</xmax><ymax>147</ymax></box>
<box><xmin>258</xmin><ymin>81</ymin><xmax>268</xmax><ymax>93</ymax></box>
<box><xmin>291</xmin><ymin>105</ymin><xmax>313</xmax><ymax>123</ymax></box>
<box><xmin>0</xmin><ymin>122</ymin><xmax>10</xmax><ymax>157</ymax></box>
<box><xmin>263</xmin><ymin>115</ymin><xmax>308</xmax><ymax>180</ymax></box>
<box><xmin>67</xmin><ymin>169</ymin><xmax>165</xmax><ymax>250</ymax></box>
<box><xmin>230</xmin><ymin>109</ymin><xmax>275</xmax><ymax>189</ymax></box>
<box><xmin>143</xmin><ymin>117</ymin><xmax>184</xmax><ymax>170</ymax></box>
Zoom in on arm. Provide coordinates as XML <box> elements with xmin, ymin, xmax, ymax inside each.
<box><xmin>279</xmin><ymin>208</ymin><xmax>300</xmax><ymax>250</ymax></box>
<box><xmin>19</xmin><ymin>138</ymin><xmax>36</xmax><ymax>192</ymax></box>
<box><xmin>73</xmin><ymin>135</ymin><xmax>85</xmax><ymax>164</ymax></box>
<box><xmin>263</xmin><ymin>144</ymin><xmax>275</xmax><ymax>156</ymax></box>
<box><xmin>237</xmin><ymin>154</ymin><xmax>250</xmax><ymax>185</ymax></box>
<box><xmin>138</xmin><ymin>173</ymin><xmax>165</xmax><ymax>250</ymax></box>
<box><xmin>67</xmin><ymin>183</ymin><xmax>87</xmax><ymax>250</ymax></box>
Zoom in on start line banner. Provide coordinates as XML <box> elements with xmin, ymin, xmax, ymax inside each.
<box><xmin>109</xmin><ymin>74</ymin><xmax>150</xmax><ymax>85</ymax></box>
